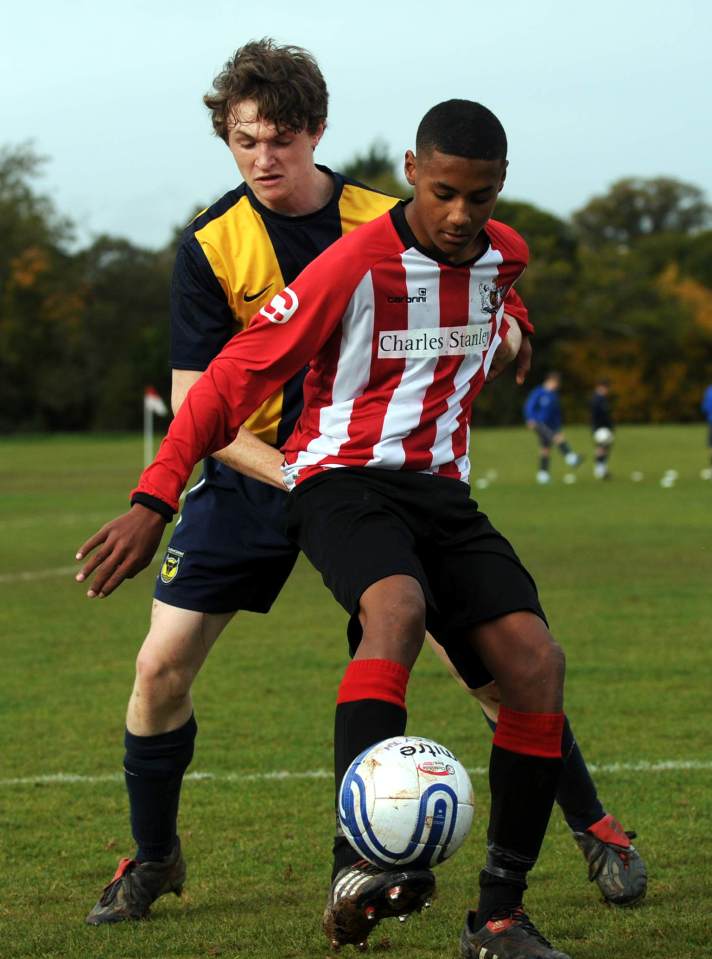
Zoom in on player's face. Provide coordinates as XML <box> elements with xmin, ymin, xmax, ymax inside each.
<box><xmin>404</xmin><ymin>149</ymin><xmax>507</xmax><ymax>263</ymax></box>
<box><xmin>226</xmin><ymin>99</ymin><xmax>324</xmax><ymax>214</ymax></box>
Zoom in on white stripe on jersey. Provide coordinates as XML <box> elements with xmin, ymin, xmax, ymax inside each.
<box><xmin>429</xmin><ymin>249</ymin><xmax>504</xmax><ymax>479</ymax></box>
<box><xmin>284</xmin><ymin>271</ymin><xmax>376</xmax><ymax>483</ymax></box>
<box><xmin>368</xmin><ymin>249</ymin><xmax>441</xmax><ymax>469</ymax></box>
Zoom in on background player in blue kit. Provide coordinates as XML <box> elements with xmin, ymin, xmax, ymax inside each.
<box><xmin>524</xmin><ymin>371</ymin><xmax>584</xmax><ymax>483</ymax></box>
<box><xmin>702</xmin><ymin>383</ymin><xmax>712</xmax><ymax>468</ymax></box>
<box><xmin>81</xmin><ymin>41</ymin><xmax>646</xmax><ymax>940</ymax></box>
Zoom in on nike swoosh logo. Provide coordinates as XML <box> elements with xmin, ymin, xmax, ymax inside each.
<box><xmin>244</xmin><ymin>284</ymin><xmax>272</xmax><ymax>302</ymax></box>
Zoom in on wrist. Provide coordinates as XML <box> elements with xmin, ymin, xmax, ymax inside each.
<box><xmin>130</xmin><ymin>492</ymin><xmax>174</xmax><ymax>522</ymax></box>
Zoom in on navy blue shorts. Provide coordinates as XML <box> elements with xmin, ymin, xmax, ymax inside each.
<box><xmin>154</xmin><ymin>472</ymin><xmax>299</xmax><ymax>614</ymax></box>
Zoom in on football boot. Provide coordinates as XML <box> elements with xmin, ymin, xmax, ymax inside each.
<box><xmin>573</xmin><ymin>813</ymin><xmax>647</xmax><ymax>906</ymax></box>
<box><xmin>460</xmin><ymin>906</ymin><xmax>571</xmax><ymax>959</ymax></box>
<box><xmin>85</xmin><ymin>841</ymin><xmax>186</xmax><ymax>925</ymax></box>
<box><xmin>323</xmin><ymin>859</ymin><xmax>435</xmax><ymax>950</ymax></box>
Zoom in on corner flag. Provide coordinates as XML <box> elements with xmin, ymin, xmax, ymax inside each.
<box><xmin>144</xmin><ymin>386</ymin><xmax>169</xmax><ymax>466</ymax></box>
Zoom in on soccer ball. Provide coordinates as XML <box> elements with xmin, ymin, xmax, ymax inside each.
<box><xmin>593</xmin><ymin>427</ymin><xmax>614</xmax><ymax>446</ymax></box>
<box><xmin>338</xmin><ymin>736</ymin><xmax>474</xmax><ymax>870</ymax></box>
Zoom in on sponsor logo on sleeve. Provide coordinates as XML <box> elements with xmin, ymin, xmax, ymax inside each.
<box><xmin>259</xmin><ymin>287</ymin><xmax>299</xmax><ymax>324</ymax></box>
<box><xmin>377</xmin><ymin>323</ymin><xmax>491</xmax><ymax>359</ymax></box>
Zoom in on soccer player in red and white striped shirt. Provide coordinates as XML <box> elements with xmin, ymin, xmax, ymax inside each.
<box><xmin>78</xmin><ymin>101</ymin><xmax>575</xmax><ymax>957</ymax></box>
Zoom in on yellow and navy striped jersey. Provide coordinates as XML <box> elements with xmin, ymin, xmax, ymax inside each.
<box><xmin>171</xmin><ymin>166</ymin><xmax>398</xmax><ymax>458</ymax></box>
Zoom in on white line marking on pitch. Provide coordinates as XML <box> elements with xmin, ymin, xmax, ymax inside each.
<box><xmin>1</xmin><ymin>758</ymin><xmax>710</xmax><ymax>788</ymax></box>
<box><xmin>0</xmin><ymin>557</ymin><xmax>162</xmax><ymax>585</ymax></box>
<box><xmin>0</xmin><ymin>565</ymin><xmax>79</xmax><ymax>584</ymax></box>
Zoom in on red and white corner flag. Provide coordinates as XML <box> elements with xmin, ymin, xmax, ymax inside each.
<box><xmin>144</xmin><ymin>386</ymin><xmax>168</xmax><ymax>417</ymax></box>
<box><xmin>144</xmin><ymin>386</ymin><xmax>169</xmax><ymax>466</ymax></box>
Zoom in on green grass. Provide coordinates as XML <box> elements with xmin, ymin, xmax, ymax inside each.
<box><xmin>0</xmin><ymin>426</ymin><xmax>710</xmax><ymax>958</ymax></box>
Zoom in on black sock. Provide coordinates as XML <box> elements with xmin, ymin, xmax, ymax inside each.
<box><xmin>124</xmin><ymin>714</ymin><xmax>197</xmax><ymax>862</ymax></box>
<box><xmin>481</xmin><ymin>711</ymin><xmax>605</xmax><ymax>835</ymax></box>
<box><xmin>539</xmin><ymin>453</ymin><xmax>550</xmax><ymax>472</ymax></box>
<box><xmin>558</xmin><ymin>440</ymin><xmax>572</xmax><ymax>456</ymax></box>
<box><xmin>332</xmin><ymin>698</ymin><xmax>407</xmax><ymax>877</ymax></box>
<box><xmin>557</xmin><ymin>718</ymin><xmax>605</xmax><ymax>832</ymax></box>
<box><xmin>476</xmin><ymin>744</ymin><xmax>561</xmax><ymax>925</ymax></box>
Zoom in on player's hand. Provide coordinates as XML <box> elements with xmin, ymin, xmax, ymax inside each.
<box><xmin>74</xmin><ymin>504</ymin><xmax>167</xmax><ymax>598</ymax></box>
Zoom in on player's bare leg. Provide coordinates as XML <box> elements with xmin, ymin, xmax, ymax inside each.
<box><xmin>426</xmin><ymin>633</ymin><xmax>647</xmax><ymax>907</ymax></box>
<box><xmin>86</xmin><ymin>602</ymin><xmax>235</xmax><ymax>925</ymax></box>
<box><xmin>325</xmin><ymin>576</ymin><xmax>435</xmax><ymax>950</ymax></box>
<box><xmin>127</xmin><ymin>601</ymin><xmax>235</xmax><ymax>735</ymax></box>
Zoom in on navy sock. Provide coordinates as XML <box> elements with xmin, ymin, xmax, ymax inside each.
<box><xmin>481</xmin><ymin>711</ymin><xmax>605</xmax><ymax>834</ymax></box>
<box><xmin>124</xmin><ymin>714</ymin><xmax>197</xmax><ymax>862</ymax></box>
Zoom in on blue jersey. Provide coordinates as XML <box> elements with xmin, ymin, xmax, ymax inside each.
<box><xmin>702</xmin><ymin>385</ymin><xmax>712</xmax><ymax>424</ymax></box>
<box><xmin>523</xmin><ymin>385</ymin><xmax>562</xmax><ymax>432</ymax></box>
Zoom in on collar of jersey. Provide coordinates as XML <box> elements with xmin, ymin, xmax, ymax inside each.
<box><xmin>244</xmin><ymin>164</ymin><xmax>342</xmax><ymax>222</ymax></box>
<box><xmin>390</xmin><ymin>200</ymin><xmax>492</xmax><ymax>268</ymax></box>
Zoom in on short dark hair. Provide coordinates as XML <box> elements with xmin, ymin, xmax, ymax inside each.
<box><xmin>204</xmin><ymin>38</ymin><xmax>328</xmax><ymax>142</ymax></box>
<box><xmin>416</xmin><ymin>99</ymin><xmax>507</xmax><ymax>162</ymax></box>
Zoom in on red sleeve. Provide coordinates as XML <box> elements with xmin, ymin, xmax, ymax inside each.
<box><xmin>134</xmin><ymin>250</ymin><xmax>365</xmax><ymax>511</ymax></box>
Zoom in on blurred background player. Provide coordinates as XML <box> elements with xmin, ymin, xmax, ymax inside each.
<box><xmin>702</xmin><ymin>383</ymin><xmax>712</xmax><ymax>472</ymax></box>
<box><xmin>590</xmin><ymin>378</ymin><xmax>614</xmax><ymax>479</ymax></box>
<box><xmin>524</xmin><ymin>371</ymin><xmax>583</xmax><ymax>483</ymax></box>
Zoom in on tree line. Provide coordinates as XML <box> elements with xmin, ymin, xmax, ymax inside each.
<box><xmin>1</xmin><ymin>142</ymin><xmax>711</xmax><ymax>433</ymax></box>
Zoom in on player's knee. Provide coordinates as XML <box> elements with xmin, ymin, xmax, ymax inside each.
<box><xmin>134</xmin><ymin>646</ymin><xmax>193</xmax><ymax>704</ymax></box>
<box><xmin>359</xmin><ymin>576</ymin><xmax>426</xmax><ymax>658</ymax></box>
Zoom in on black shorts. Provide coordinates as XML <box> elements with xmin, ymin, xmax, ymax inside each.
<box><xmin>534</xmin><ymin>422</ymin><xmax>556</xmax><ymax>446</ymax></box>
<box><xmin>286</xmin><ymin>467</ymin><xmax>546</xmax><ymax>689</ymax></box>
<box><xmin>154</xmin><ymin>471</ymin><xmax>298</xmax><ymax>614</ymax></box>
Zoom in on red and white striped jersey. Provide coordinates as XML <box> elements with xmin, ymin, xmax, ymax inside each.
<box><xmin>136</xmin><ymin>203</ymin><xmax>530</xmax><ymax>512</ymax></box>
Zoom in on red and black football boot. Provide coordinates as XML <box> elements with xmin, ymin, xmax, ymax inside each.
<box><xmin>460</xmin><ymin>906</ymin><xmax>571</xmax><ymax>959</ymax></box>
<box><xmin>573</xmin><ymin>813</ymin><xmax>647</xmax><ymax>906</ymax></box>
<box><xmin>85</xmin><ymin>841</ymin><xmax>186</xmax><ymax>925</ymax></box>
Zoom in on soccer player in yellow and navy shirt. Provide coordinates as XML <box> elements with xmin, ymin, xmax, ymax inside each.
<box><xmin>82</xmin><ymin>40</ymin><xmax>646</xmax><ymax>941</ymax></box>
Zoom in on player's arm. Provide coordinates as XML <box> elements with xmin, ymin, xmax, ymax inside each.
<box><xmin>75</xmin><ymin>247</ymin><xmax>361</xmax><ymax>598</ymax></box>
<box><xmin>172</xmin><ymin>370</ymin><xmax>285</xmax><ymax>490</ymax></box>
<box><xmin>487</xmin><ymin>288</ymin><xmax>533</xmax><ymax>385</ymax></box>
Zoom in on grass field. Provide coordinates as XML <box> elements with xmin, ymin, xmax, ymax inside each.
<box><xmin>1</xmin><ymin>426</ymin><xmax>710</xmax><ymax>959</ymax></box>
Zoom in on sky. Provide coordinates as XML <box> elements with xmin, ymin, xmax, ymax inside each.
<box><xmin>3</xmin><ymin>0</ymin><xmax>710</xmax><ymax>250</ymax></box>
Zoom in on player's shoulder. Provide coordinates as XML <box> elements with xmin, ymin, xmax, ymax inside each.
<box><xmin>314</xmin><ymin>203</ymin><xmax>401</xmax><ymax>270</ymax></box>
<box><xmin>485</xmin><ymin>218</ymin><xmax>529</xmax><ymax>264</ymax></box>
<box><xmin>334</xmin><ymin>173</ymin><xmax>401</xmax><ymax>213</ymax></box>
<box><xmin>176</xmin><ymin>185</ymin><xmax>253</xmax><ymax>252</ymax></box>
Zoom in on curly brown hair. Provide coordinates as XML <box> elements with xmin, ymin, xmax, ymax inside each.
<box><xmin>204</xmin><ymin>38</ymin><xmax>329</xmax><ymax>142</ymax></box>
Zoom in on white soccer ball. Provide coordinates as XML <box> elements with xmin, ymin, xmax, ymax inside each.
<box><xmin>593</xmin><ymin>427</ymin><xmax>614</xmax><ymax>446</ymax></box>
<box><xmin>338</xmin><ymin>736</ymin><xmax>474</xmax><ymax>870</ymax></box>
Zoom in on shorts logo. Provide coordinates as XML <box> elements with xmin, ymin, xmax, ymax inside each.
<box><xmin>259</xmin><ymin>287</ymin><xmax>299</xmax><ymax>324</ymax></box>
<box><xmin>479</xmin><ymin>280</ymin><xmax>508</xmax><ymax>314</ymax></box>
<box><xmin>159</xmin><ymin>547</ymin><xmax>184</xmax><ymax>585</ymax></box>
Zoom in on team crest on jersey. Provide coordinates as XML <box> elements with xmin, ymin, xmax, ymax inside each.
<box><xmin>159</xmin><ymin>547</ymin><xmax>184</xmax><ymax>585</ymax></box>
<box><xmin>478</xmin><ymin>280</ymin><xmax>508</xmax><ymax>314</ymax></box>
<box><xmin>259</xmin><ymin>286</ymin><xmax>299</xmax><ymax>324</ymax></box>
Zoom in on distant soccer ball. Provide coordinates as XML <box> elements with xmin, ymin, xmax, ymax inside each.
<box><xmin>593</xmin><ymin>427</ymin><xmax>614</xmax><ymax>446</ymax></box>
<box><xmin>338</xmin><ymin>736</ymin><xmax>474</xmax><ymax>870</ymax></box>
